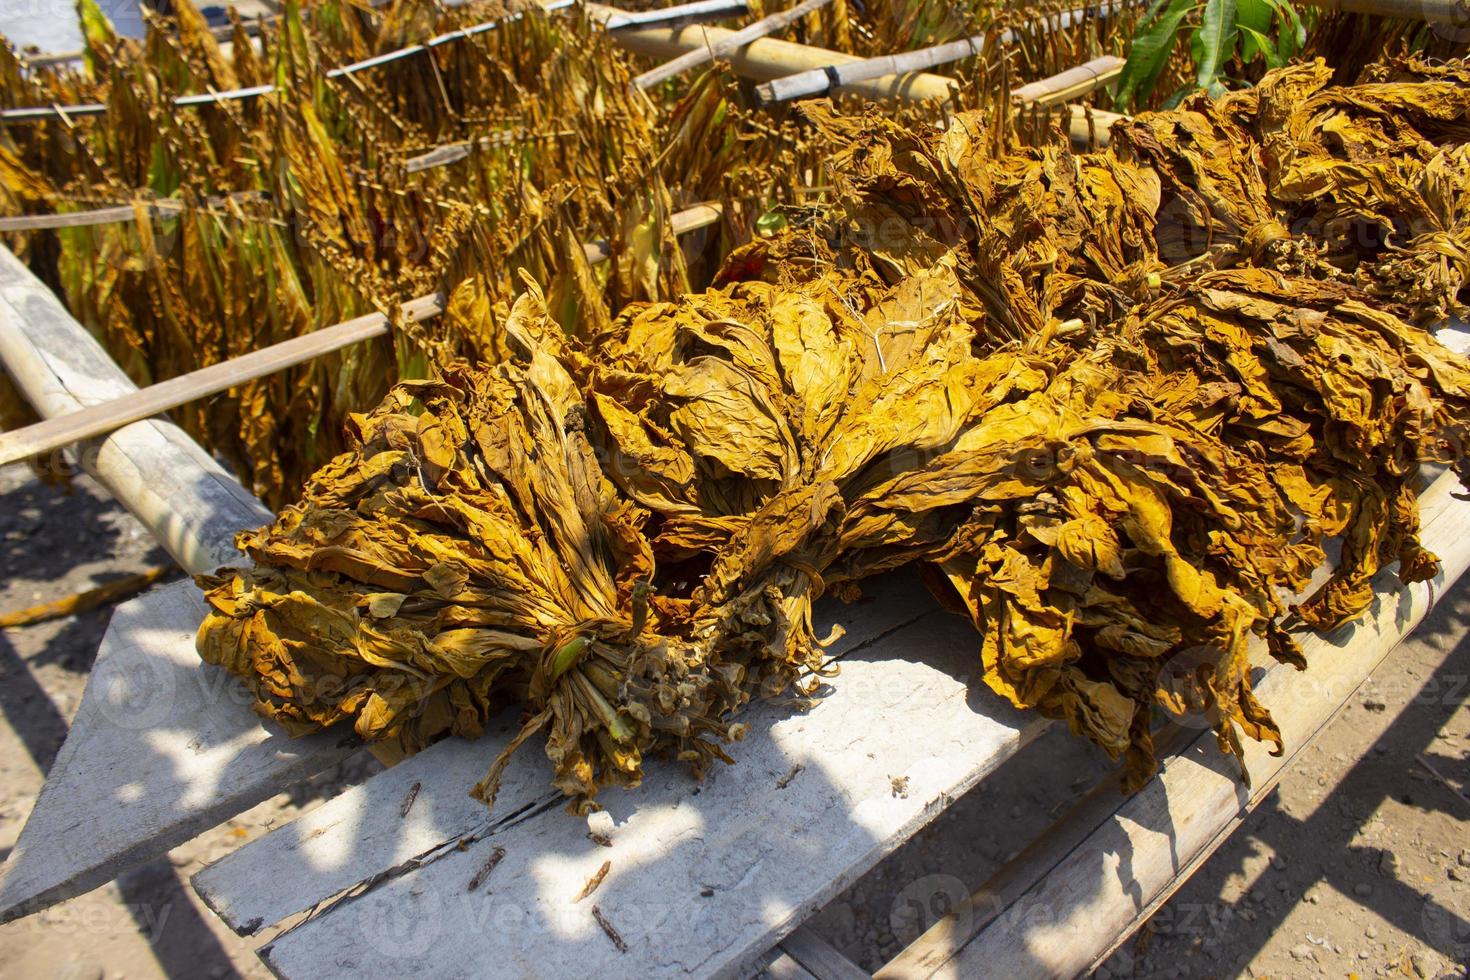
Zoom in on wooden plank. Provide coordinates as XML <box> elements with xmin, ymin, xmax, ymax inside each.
<box><xmin>201</xmin><ymin>581</ymin><xmax>1045</xmax><ymax>980</ymax></box>
<box><xmin>631</xmin><ymin>0</ymin><xmax>834</xmax><ymax>90</ymax></box>
<box><xmin>193</xmin><ymin>571</ymin><xmax>940</xmax><ymax>934</ymax></box>
<box><xmin>0</xmin><ymin>581</ymin><xmax>357</xmax><ymax>923</ymax></box>
<box><xmin>893</xmin><ymin>465</ymin><xmax>1470</xmax><ymax>979</ymax></box>
<box><xmin>0</xmin><ymin>243</ymin><xmax>354</xmax><ymax>923</ymax></box>
<box><xmin>781</xmin><ymin>925</ymin><xmax>872</xmax><ymax>980</ymax></box>
<box><xmin>876</xmin><ymin>325</ymin><xmax>1470</xmax><ymax>977</ymax></box>
<box><xmin>764</xmin><ymin>949</ymin><xmax>822</xmax><ymax>980</ymax></box>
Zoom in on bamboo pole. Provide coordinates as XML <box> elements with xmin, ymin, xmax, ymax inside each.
<box><xmin>754</xmin><ymin>0</ymin><xmax>1133</xmax><ymax>104</ymax></box>
<box><xmin>0</xmin><ymin>203</ymin><xmax>724</xmax><ymax>469</ymax></box>
<box><xmin>1011</xmin><ymin>55</ymin><xmax>1125</xmax><ymax>107</ymax></box>
<box><xmin>1062</xmin><ymin>104</ymin><xmax>1125</xmax><ymax>147</ymax></box>
<box><xmin>631</xmin><ymin>0</ymin><xmax>834</xmax><ymax>90</ymax></box>
<box><xmin>0</xmin><ymin>245</ymin><xmax>270</xmax><ymax>573</ymax></box>
<box><xmin>595</xmin><ymin>5</ymin><xmax>957</xmax><ymax>102</ymax></box>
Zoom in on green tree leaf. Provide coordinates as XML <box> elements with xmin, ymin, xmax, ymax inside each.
<box><xmin>1115</xmin><ymin>0</ymin><xmax>1200</xmax><ymax>112</ymax></box>
<box><xmin>1239</xmin><ymin>25</ymin><xmax>1284</xmax><ymax>67</ymax></box>
<box><xmin>1195</xmin><ymin>0</ymin><xmax>1240</xmax><ymax>93</ymax></box>
<box><xmin>1237</xmin><ymin>0</ymin><xmax>1274</xmax><ymax>62</ymax></box>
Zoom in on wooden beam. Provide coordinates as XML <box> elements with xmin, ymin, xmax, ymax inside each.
<box><xmin>0</xmin><ymin>581</ymin><xmax>357</xmax><ymax>923</ymax></box>
<box><xmin>782</xmin><ymin>925</ymin><xmax>873</xmax><ymax>980</ymax></box>
<box><xmin>0</xmin><ymin>203</ymin><xmax>723</xmax><ymax>469</ymax></box>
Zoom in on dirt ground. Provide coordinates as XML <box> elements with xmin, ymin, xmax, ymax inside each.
<box><xmin>0</xmin><ymin>461</ymin><xmax>1466</xmax><ymax>980</ymax></box>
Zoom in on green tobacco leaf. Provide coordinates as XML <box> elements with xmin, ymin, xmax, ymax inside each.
<box><xmin>1115</xmin><ymin>0</ymin><xmax>1198</xmax><ymax>111</ymax></box>
<box><xmin>1195</xmin><ymin>0</ymin><xmax>1240</xmax><ymax>93</ymax></box>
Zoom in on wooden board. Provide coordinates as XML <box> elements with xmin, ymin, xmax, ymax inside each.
<box><xmin>187</xmin><ymin>573</ymin><xmax>1045</xmax><ymax>979</ymax></box>
<box><xmin>0</xmin><ymin>244</ymin><xmax>355</xmax><ymax>921</ymax></box>
<box><xmin>0</xmin><ymin>581</ymin><xmax>356</xmax><ymax>922</ymax></box>
<box><xmin>192</xmin><ymin>572</ymin><xmax>965</xmax><ymax>932</ymax></box>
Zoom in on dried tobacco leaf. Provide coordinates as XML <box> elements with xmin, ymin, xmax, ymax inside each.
<box><xmin>195</xmin><ymin>60</ymin><xmax>1470</xmax><ymax>806</ymax></box>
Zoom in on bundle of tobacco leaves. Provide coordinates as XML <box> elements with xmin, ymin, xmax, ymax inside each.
<box><xmin>197</xmin><ymin>59</ymin><xmax>1470</xmax><ymax>807</ymax></box>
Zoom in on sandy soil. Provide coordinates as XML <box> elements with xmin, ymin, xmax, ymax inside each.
<box><xmin>0</xmin><ymin>461</ymin><xmax>1466</xmax><ymax>980</ymax></box>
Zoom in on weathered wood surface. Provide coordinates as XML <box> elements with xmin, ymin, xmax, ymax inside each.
<box><xmin>781</xmin><ymin>925</ymin><xmax>872</xmax><ymax>980</ymax></box>
<box><xmin>188</xmin><ymin>572</ymin><xmax>1045</xmax><ymax>979</ymax></box>
<box><xmin>0</xmin><ymin>243</ymin><xmax>354</xmax><ymax>922</ymax></box>
<box><xmin>882</xmin><ymin>460</ymin><xmax>1470</xmax><ymax>979</ymax></box>
<box><xmin>193</xmin><ymin>572</ymin><xmax>996</xmax><ymax>929</ymax></box>
<box><xmin>0</xmin><ymin>582</ymin><xmax>357</xmax><ymax>923</ymax></box>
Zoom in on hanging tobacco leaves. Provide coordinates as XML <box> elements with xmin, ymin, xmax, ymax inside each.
<box><xmin>2</xmin><ymin>0</ymin><xmax>1118</xmax><ymax>505</ymax></box>
<box><xmin>197</xmin><ymin>58</ymin><xmax>1470</xmax><ymax>808</ymax></box>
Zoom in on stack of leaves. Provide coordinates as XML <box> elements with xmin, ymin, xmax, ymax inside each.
<box><xmin>198</xmin><ymin>58</ymin><xmax>1470</xmax><ymax>808</ymax></box>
